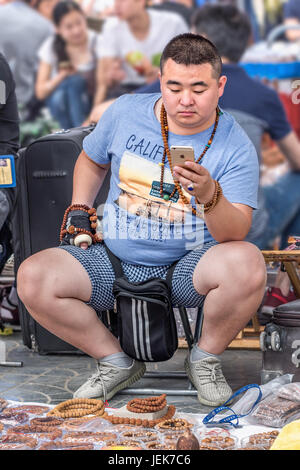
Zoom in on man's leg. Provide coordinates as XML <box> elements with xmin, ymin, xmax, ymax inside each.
<box><xmin>180</xmin><ymin>240</ymin><xmax>266</xmax><ymax>406</ymax></box>
<box><xmin>17</xmin><ymin>247</ymin><xmax>121</xmax><ymax>358</ymax></box>
<box><xmin>192</xmin><ymin>241</ymin><xmax>266</xmax><ymax>354</ymax></box>
<box><xmin>17</xmin><ymin>247</ymin><xmax>146</xmax><ymax>399</ymax></box>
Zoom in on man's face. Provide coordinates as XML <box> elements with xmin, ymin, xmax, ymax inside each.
<box><xmin>159</xmin><ymin>58</ymin><xmax>227</xmax><ymax>134</ymax></box>
<box><xmin>114</xmin><ymin>0</ymin><xmax>143</xmax><ymax>20</ymax></box>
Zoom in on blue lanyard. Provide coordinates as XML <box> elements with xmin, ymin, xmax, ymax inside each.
<box><xmin>202</xmin><ymin>383</ymin><xmax>262</xmax><ymax>428</ymax></box>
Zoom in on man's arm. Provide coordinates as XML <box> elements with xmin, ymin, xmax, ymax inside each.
<box><xmin>72</xmin><ymin>150</ymin><xmax>111</xmax><ymax>206</ymax></box>
<box><xmin>204</xmin><ymin>200</ymin><xmax>252</xmax><ymax>242</ymax></box>
<box><xmin>276</xmin><ymin>131</ymin><xmax>300</xmax><ymax>171</ymax></box>
<box><xmin>173</xmin><ymin>161</ymin><xmax>253</xmax><ymax>242</ymax></box>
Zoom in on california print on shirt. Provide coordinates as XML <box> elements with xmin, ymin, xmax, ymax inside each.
<box><xmin>115</xmin><ymin>150</ymin><xmax>203</xmax><ymax>225</ymax></box>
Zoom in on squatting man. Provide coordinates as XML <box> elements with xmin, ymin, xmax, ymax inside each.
<box><xmin>17</xmin><ymin>33</ymin><xmax>266</xmax><ymax>407</ymax></box>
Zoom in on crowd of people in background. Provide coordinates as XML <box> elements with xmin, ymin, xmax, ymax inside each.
<box><xmin>1</xmin><ymin>0</ymin><xmax>300</xmax><ymax>130</ymax></box>
<box><xmin>0</xmin><ymin>0</ymin><xmax>300</xmax><ymax>324</ymax></box>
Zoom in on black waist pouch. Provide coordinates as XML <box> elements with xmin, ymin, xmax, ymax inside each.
<box><xmin>105</xmin><ymin>245</ymin><xmax>178</xmax><ymax>362</ymax></box>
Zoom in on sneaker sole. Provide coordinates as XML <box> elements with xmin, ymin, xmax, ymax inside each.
<box><xmin>76</xmin><ymin>363</ymin><xmax>147</xmax><ymax>401</ymax></box>
<box><xmin>184</xmin><ymin>359</ymin><xmax>232</xmax><ymax>407</ymax></box>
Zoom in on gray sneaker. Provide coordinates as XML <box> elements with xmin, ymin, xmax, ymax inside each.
<box><xmin>73</xmin><ymin>360</ymin><xmax>146</xmax><ymax>401</ymax></box>
<box><xmin>185</xmin><ymin>355</ymin><xmax>233</xmax><ymax>406</ymax></box>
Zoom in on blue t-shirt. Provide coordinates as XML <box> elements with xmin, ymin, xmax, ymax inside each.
<box><xmin>83</xmin><ymin>93</ymin><xmax>259</xmax><ymax>266</ymax></box>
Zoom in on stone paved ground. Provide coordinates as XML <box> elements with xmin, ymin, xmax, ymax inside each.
<box><xmin>0</xmin><ymin>332</ymin><xmax>262</xmax><ymax>414</ymax></box>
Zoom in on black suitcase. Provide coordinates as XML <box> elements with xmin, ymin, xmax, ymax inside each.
<box><xmin>12</xmin><ymin>126</ymin><xmax>111</xmax><ymax>354</ymax></box>
<box><xmin>260</xmin><ymin>299</ymin><xmax>300</xmax><ymax>383</ymax></box>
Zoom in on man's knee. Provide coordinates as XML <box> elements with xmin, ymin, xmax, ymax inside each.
<box><xmin>223</xmin><ymin>241</ymin><xmax>266</xmax><ymax>292</ymax></box>
<box><xmin>17</xmin><ymin>255</ymin><xmax>53</xmax><ymax>310</ymax></box>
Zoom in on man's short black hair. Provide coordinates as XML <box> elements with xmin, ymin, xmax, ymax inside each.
<box><xmin>160</xmin><ymin>33</ymin><xmax>222</xmax><ymax>79</ymax></box>
<box><xmin>192</xmin><ymin>4</ymin><xmax>252</xmax><ymax>63</ymax></box>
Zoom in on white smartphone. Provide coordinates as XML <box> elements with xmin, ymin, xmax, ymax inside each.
<box><xmin>170</xmin><ymin>145</ymin><xmax>195</xmax><ymax>167</ymax></box>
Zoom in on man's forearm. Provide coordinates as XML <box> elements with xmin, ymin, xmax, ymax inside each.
<box><xmin>203</xmin><ymin>195</ymin><xmax>251</xmax><ymax>242</ymax></box>
<box><xmin>71</xmin><ymin>150</ymin><xmax>110</xmax><ymax>207</ymax></box>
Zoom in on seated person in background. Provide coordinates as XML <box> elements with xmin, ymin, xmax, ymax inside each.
<box><xmin>0</xmin><ymin>0</ymin><xmax>54</xmax><ymax>115</ymax></box>
<box><xmin>150</xmin><ymin>0</ymin><xmax>196</xmax><ymax>27</ymax></box>
<box><xmin>90</xmin><ymin>0</ymin><xmax>188</xmax><ymax>112</ymax></box>
<box><xmin>283</xmin><ymin>0</ymin><xmax>300</xmax><ymax>41</ymax></box>
<box><xmin>17</xmin><ymin>34</ymin><xmax>266</xmax><ymax>407</ymax></box>
<box><xmin>35</xmin><ymin>0</ymin><xmax>102</xmax><ymax>129</ymax></box>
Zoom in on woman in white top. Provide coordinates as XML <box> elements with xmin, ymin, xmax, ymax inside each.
<box><xmin>36</xmin><ymin>0</ymin><xmax>102</xmax><ymax>129</ymax></box>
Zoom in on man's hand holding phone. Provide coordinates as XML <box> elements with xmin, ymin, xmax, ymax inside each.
<box><xmin>172</xmin><ymin>159</ymin><xmax>215</xmax><ymax>205</ymax></box>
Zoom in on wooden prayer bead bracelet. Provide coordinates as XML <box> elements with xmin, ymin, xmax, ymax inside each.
<box><xmin>199</xmin><ymin>436</ymin><xmax>236</xmax><ymax>450</ymax></box>
<box><xmin>106</xmin><ymin>404</ymin><xmax>176</xmax><ymax>428</ymax></box>
<box><xmin>121</xmin><ymin>430</ymin><xmax>158</xmax><ymax>442</ymax></box>
<box><xmin>156</xmin><ymin>418</ymin><xmax>193</xmax><ymax>431</ymax></box>
<box><xmin>104</xmin><ymin>439</ymin><xmax>142</xmax><ymax>448</ymax></box>
<box><xmin>0</xmin><ymin>442</ymin><xmax>31</xmax><ymax>450</ymax></box>
<box><xmin>1</xmin><ymin>433</ymin><xmax>38</xmax><ymax>449</ymax></box>
<box><xmin>61</xmin><ymin>416</ymin><xmax>100</xmax><ymax>430</ymax></box>
<box><xmin>48</xmin><ymin>398</ymin><xmax>106</xmax><ymax>419</ymax></box>
<box><xmin>59</xmin><ymin>204</ymin><xmax>101</xmax><ymax>244</ymax></box>
<box><xmin>147</xmin><ymin>441</ymin><xmax>175</xmax><ymax>450</ymax></box>
<box><xmin>7</xmin><ymin>426</ymin><xmax>63</xmax><ymax>439</ymax></box>
<box><xmin>63</xmin><ymin>431</ymin><xmax>118</xmax><ymax>443</ymax></box>
<box><xmin>126</xmin><ymin>394</ymin><xmax>167</xmax><ymax>413</ymax></box>
<box><xmin>249</xmin><ymin>431</ymin><xmax>279</xmax><ymax>444</ymax></box>
<box><xmin>39</xmin><ymin>440</ymin><xmax>94</xmax><ymax>451</ymax></box>
<box><xmin>30</xmin><ymin>417</ymin><xmax>63</xmax><ymax>428</ymax></box>
<box><xmin>4</xmin><ymin>405</ymin><xmax>50</xmax><ymax>415</ymax></box>
<box><xmin>0</xmin><ymin>411</ymin><xmax>29</xmax><ymax>423</ymax></box>
<box><xmin>200</xmin><ymin>180</ymin><xmax>223</xmax><ymax>214</ymax></box>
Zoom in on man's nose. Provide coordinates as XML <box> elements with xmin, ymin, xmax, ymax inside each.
<box><xmin>179</xmin><ymin>90</ymin><xmax>194</xmax><ymax>106</ymax></box>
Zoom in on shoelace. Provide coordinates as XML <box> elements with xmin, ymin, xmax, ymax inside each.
<box><xmin>89</xmin><ymin>363</ymin><xmax>118</xmax><ymax>403</ymax></box>
<box><xmin>194</xmin><ymin>361</ymin><xmax>227</xmax><ymax>386</ymax></box>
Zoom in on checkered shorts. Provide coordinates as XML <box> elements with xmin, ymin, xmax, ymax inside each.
<box><xmin>59</xmin><ymin>241</ymin><xmax>217</xmax><ymax>311</ymax></box>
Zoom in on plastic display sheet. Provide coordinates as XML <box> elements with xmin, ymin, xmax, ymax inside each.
<box><xmin>0</xmin><ymin>399</ymin><xmax>285</xmax><ymax>450</ymax></box>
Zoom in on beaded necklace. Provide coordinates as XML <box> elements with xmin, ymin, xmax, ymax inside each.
<box><xmin>159</xmin><ymin>103</ymin><xmax>221</xmax><ymax>216</ymax></box>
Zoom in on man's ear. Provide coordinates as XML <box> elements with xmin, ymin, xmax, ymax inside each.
<box><xmin>158</xmin><ymin>69</ymin><xmax>162</xmax><ymax>85</ymax></box>
<box><xmin>218</xmin><ymin>75</ymin><xmax>227</xmax><ymax>98</ymax></box>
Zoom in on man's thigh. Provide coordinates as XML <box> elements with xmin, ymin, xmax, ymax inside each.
<box><xmin>171</xmin><ymin>241</ymin><xmax>218</xmax><ymax>307</ymax></box>
<box><xmin>17</xmin><ymin>246</ymin><xmax>93</xmax><ymax>304</ymax></box>
<box><xmin>58</xmin><ymin>243</ymin><xmax>116</xmax><ymax>310</ymax></box>
<box><xmin>191</xmin><ymin>240</ymin><xmax>265</xmax><ymax>296</ymax></box>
